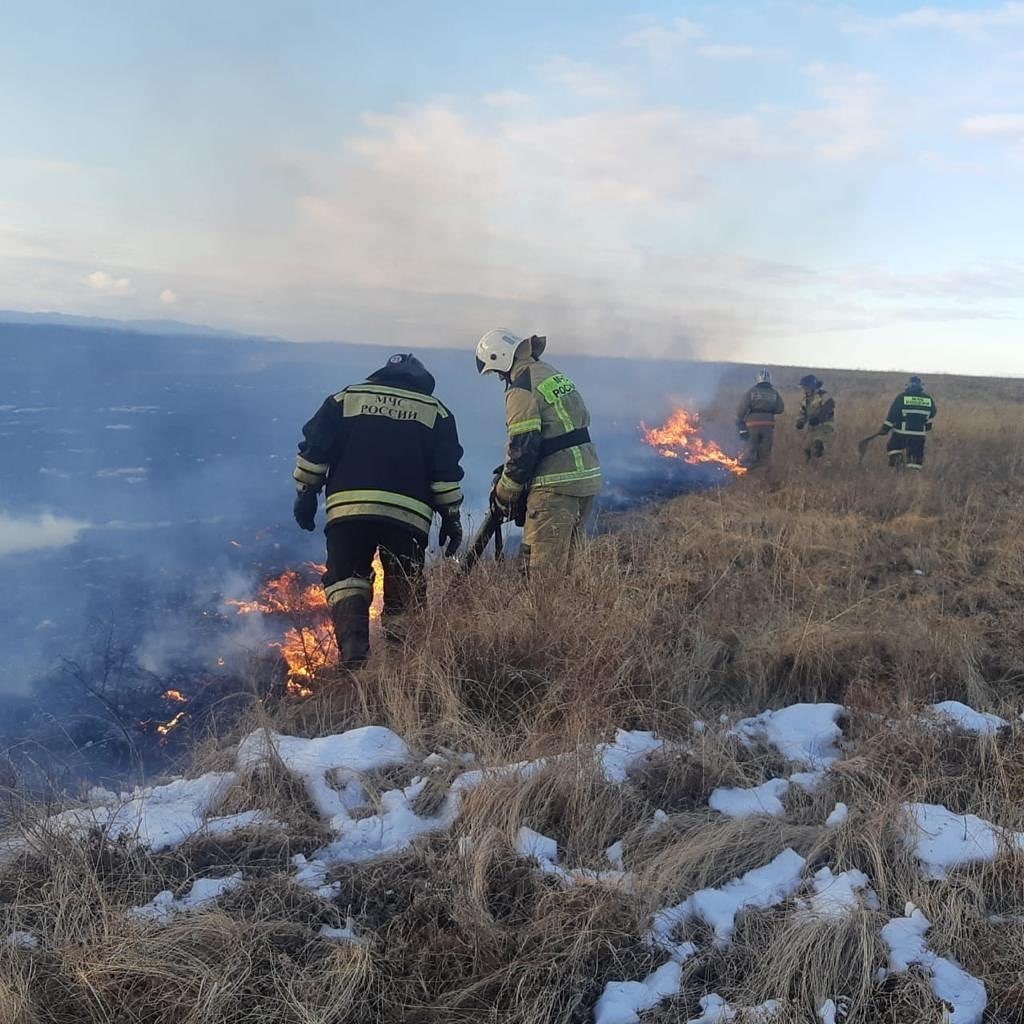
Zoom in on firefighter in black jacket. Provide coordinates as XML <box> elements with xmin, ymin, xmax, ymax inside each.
<box><xmin>292</xmin><ymin>354</ymin><xmax>464</xmax><ymax>667</ymax></box>
<box><xmin>879</xmin><ymin>375</ymin><xmax>936</xmax><ymax>471</ymax></box>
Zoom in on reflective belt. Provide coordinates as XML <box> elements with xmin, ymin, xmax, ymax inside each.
<box><xmin>539</xmin><ymin>427</ymin><xmax>591</xmax><ymax>458</ymax></box>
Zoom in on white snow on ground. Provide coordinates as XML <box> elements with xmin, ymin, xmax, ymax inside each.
<box><xmin>598</xmin><ymin>730</ymin><xmax>665</xmax><ymax>783</ymax></box>
<box><xmin>593</xmin><ymin>961</ymin><xmax>683</xmax><ymax>1024</ymax></box>
<box><xmin>731</xmin><ymin>704</ymin><xmax>844</xmax><ymax>770</ymax></box>
<box><xmin>49</xmin><ymin>772</ymin><xmax>237</xmax><ymax>852</ymax></box>
<box><xmin>930</xmin><ymin>701</ymin><xmax>1008</xmax><ymax>735</ymax></box>
<box><xmin>825</xmin><ymin>803</ymin><xmax>849</xmax><ymax>827</ymax></box>
<box><xmin>129</xmin><ymin>873</ymin><xmax>245</xmax><ymax>924</ymax></box>
<box><xmin>905</xmin><ymin>803</ymin><xmax>1024</xmax><ymax>880</ymax></box>
<box><xmin>319</xmin><ymin>920</ymin><xmax>362</xmax><ymax>944</ymax></box>
<box><xmin>6</xmin><ymin>931</ymin><xmax>39</xmax><ymax>949</ymax></box>
<box><xmin>882</xmin><ymin>903</ymin><xmax>987</xmax><ymax>1024</ymax></box>
<box><xmin>709</xmin><ymin>778</ymin><xmax>790</xmax><ymax>818</ymax></box>
<box><xmin>516</xmin><ymin>827</ymin><xmax>634</xmax><ymax>890</ymax></box>
<box><xmin>818</xmin><ymin>999</ymin><xmax>848</xmax><ymax>1023</ymax></box>
<box><xmin>650</xmin><ymin>848</ymin><xmax>807</xmax><ymax>955</ymax></box>
<box><xmin>798</xmin><ymin>867</ymin><xmax>879</xmax><ymax>919</ymax></box>
<box><xmin>686</xmin><ymin>994</ymin><xmax>780</xmax><ymax>1022</ymax></box>
<box><xmin>236</xmin><ymin>727</ymin><xmax>412</xmax><ymax>822</ymax></box>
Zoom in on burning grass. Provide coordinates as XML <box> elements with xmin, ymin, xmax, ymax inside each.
<box><xmin>3</xmin><ymin>374</ymin><xmax>1024</xmax><ymax>1022</ymax></box>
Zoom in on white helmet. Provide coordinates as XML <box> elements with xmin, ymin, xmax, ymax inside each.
<box><xmin>756</xmin><ymin>368</ymin><xmax>772</xmax><ymax>385</ymax></box>
<box><xmin>475</xmin><ymin>329</ymin><xmax>524</xmax><ymax>375</ymax></box>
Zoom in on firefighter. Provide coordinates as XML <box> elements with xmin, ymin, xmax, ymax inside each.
<box><xmin>879</xmin><ymin>375</ymin><xmax>936</xmax><ymax>471</ymax></box>
<box><xmin>292</xmin><ymin>353</ymin><xmax>464</xmax><ymax>668</ymax></box>
<box><xmin>475</xmin><ymin>330</ymin><xmax>602</xmax><ymax>574</ymax></box>
<box><xmin>795</xmin><ymin>374</ymin><xmax>836</xmax><ymax>461</ymax></box>
<box><xmin>736</xmin><ymin>368</ymin><xmax>785</xmax><ymax>466</ymax></box>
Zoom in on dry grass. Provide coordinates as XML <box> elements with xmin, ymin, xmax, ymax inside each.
<box><xmin>3</xmin><ymin>369</ymin><xmax>1024</xmax><ymax>1022</ymax></box>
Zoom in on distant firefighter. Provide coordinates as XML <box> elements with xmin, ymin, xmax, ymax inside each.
<box><xmin>795</xmin><ymin>374</ymin><xmax>836</xmax><ymax>461</ymax></box>
<box><xmin>735</xmin><ymin>368</ymin><xmax>785</xmax><ymax>466</ymax></box>
<box><xmin>292</xmin><ymin>353</ymin><xmax>464</xmax><ymax>668</ymax></box>
<box><xmin>880</xmin><ymin>375</ymin><xmax>936</xmax><ymax>471</ymax></box>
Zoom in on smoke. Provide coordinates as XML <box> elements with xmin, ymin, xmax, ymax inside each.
<box><xmin>0</xmin><ymin>511</ymin><xmax>90</xmax><ymax>556</ymax></box>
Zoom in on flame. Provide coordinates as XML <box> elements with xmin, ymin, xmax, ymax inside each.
<box><xmin>640</xmin><ymin>408</ymin><xmax>747</xmax><ymax>476</ymax></box>
<box><xmin>228</xmin><ymin>556</ymin><xmax>385</xmax><ymax>693</ymax></box>
<box><xmin>163</xmin><ymin>688</ymin><xmax>188</xmax><ymax>703</ymax></box>
<box><xmin>156</xmin><ymin>710</ymin><xmax>186</xmax><ymax>736</ymax></box>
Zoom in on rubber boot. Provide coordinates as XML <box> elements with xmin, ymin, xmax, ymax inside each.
<box><xmin>330</xmin><ymin>596</ymin><xmax>370</xmax><ymax>668</ymax></box>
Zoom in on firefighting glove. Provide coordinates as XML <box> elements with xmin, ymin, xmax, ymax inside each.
<box><xmin>879</xmin><ymin>424</ymin><xmax>891</xmax><ymax>435</ymax></box>
<box><xmin>738</xmin><ymin>428</ymin><xmax>750</xmax><ymax>440</ymax></box>
<box><xmin>795</xmin><ymin>420</ymin><xmax>805</xmax><ymax>431</ymax></box>
<box><xmin>808</xmin><ymin>415</ymin><xmax>821</xmax><ymax>428</ymax></box>
<box><xmin>925</xmin><ymin>421</ymin><xmax>933</xmax><ymax>432</ymax></box>
<box><xmin>438</xmin><ymin>512</ymin><xmax>463</xmax><ymax>558</ymax></box>
<box><xmin>293</xmin><ymin>487</ymin><xmax>318</xmax><ymax>532</ymax></box>
<box><xmin>489</xmin><ymin>482</ymin><xmax>517</xmax><ymax>519</ymax></box>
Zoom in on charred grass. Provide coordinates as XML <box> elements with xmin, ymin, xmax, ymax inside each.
<box><xmin>3</xmin><ymin>384</ymin><xmax>1024</xmax><ymax>1021</ymax></box>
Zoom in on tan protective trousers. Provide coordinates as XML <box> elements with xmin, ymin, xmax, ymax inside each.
<box><xmin>522</xmin><ymin>490</ymin><xmax>596</xmax><ymax>575</ymax></box>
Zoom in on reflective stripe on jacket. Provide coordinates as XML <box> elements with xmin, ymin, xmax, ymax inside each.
<box><xmin>736</xmin><ymin>383</ymin><xmax>785</xmax><ymax>430</ymax></box>
<box><xmin>294</xmin><ymin>365</ymin><xmax>464</xmax><ymax>538</ymax></box>
<box><xmin>500</xmin><ymin>356</ymin><xmax>602</xmax><ymax>497</ymax></box>
<box><xmin>884</xmin><ymin>390</ymin><xmax>936</xmax><ymax>436</ymax></box>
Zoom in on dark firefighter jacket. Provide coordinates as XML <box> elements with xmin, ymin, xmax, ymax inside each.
<box><xmin>882</xmin><ymin>389</ymin><xmax>937</xmax><ymax>436</ymax></box>
<box><xmin>293</xmin><ymin>358</ymin><xmax>464</xmax><ymax>539</ymax></box>
<box><xmin>796</xmin><ymin>389</ymin><xmax>836</xmax><ymax>431</ymax></box>
<box><xmin>498</xmin><ymin>351</ymin><xmax>602</xmax><ymax>499</ymax></box>
<box><xmin>736</xmin><ymin>383</ymin><xmax>785</xmax><ymax>430</ymax></box>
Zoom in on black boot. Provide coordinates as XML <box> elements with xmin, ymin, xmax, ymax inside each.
<box><xmin>330</xmin><ymin>596</ymin><xmax>370</xmax><ymax>668</ymax></box>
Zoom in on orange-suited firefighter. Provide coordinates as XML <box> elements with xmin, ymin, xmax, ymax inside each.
<box><xmin>292</xmin><ymin>354</ymin><xmax>464</xmax><ymax>668</ymax></box>
<box><xmin>475</xmin><ymin>330</ymin><xmax>602</xmax><ymax>574</ymax></box>
<box><xmin>795</xmin><ymin>374</ymin><xmax>836</xmax><ymax>461</ymax></box>
<box><xmin>735</xmin><ymin>368</ymin><xmax>785</xmax><ymax>466</ymax></box>
<box><xmin>879</xmin><ymin>375</ymin><xmax>936</xmax><ymax>470</ymax></box>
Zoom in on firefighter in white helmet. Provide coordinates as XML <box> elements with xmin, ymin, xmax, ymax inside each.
<box><xmin>475</xmin><ymin>330</ymin><xmax>602</xmax><ymax>574</ymax></box>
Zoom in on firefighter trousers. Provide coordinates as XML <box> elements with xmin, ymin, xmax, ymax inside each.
<box><xmin>522</xmin><ymin>490</ymin><xmax>596</xmax><ymax>576</ymax></box>
<box><xmin>744</xmin><ymin>426</ymin><xmax>775</xmax><ymax>466</ymax></box>
<box><xmin>887</xmin><ymin>433</ymin><xmax>926</xmax><ymax>470</ymax></box>
<box><xmin>323</xmin><ymin>520</ymin><xmax>425</xmax><ymax>666</ymax></box>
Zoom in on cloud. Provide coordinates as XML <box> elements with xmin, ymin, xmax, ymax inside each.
<box><xmin>794</xmin><ymin>62</ymin><xmax>893</xmax><ymax>160</ymax></box>
<box><xmin>623</xmin><ymin>17</ymin><xmax>704</xmax><ymax>61</ymax></box>
<box><xmin>0</xmin><ymin>512</ymin><xmax>90</xmax><ymax>557</ymax></box>
<box><xmin>481</xmin><ymin>90</ymin><xmax>531</xmax><ymax>109</ymax></box>
<box><xmin>540</xmin><ymin>57</ymin><xmax>620</xmax><ymax>99</ymax></box>
<box><xmin>697</xmin><ymin>44</ymin><xmax>761</xmax><ymax>60</ymax></box>
<box><xmin>86</xmin><ymin>270</ymin><xmax>133</xmax><ymax>294</ymax></box>
<box><xmin>961</xmin><ymin>112</ymin><xmax>1024</xmax><ymax>136</ymax></box>
<box><xmin>160</xmin><ymin>288</ymin><xmax>180</xmax><ymax>305</ymax></box>
<box><xmin>846</xmin><ymin>3</ymin><xmax>1024</xmax><ymax>39</ymax></box>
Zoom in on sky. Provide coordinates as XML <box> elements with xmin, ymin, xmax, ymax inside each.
<box><xmin>1</xmin><ymin>1</ymin><xmax>1023</xmax><ymax>375</ymax></box>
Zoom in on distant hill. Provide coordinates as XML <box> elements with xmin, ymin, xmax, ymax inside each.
<box><xmin>0</xmin><ymin>309</ymin><xmax>282</xmax><ymax>342</ymax></box>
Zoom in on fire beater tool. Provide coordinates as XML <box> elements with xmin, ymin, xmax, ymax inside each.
<box><xmin>857</xmin><ymin>431</ymin><xmax>885</xmax><ymax>463</ymax></box>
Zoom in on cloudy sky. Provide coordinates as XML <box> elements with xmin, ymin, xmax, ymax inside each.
<box><xmin>2</xmin><ymin>1</ymin><xmax>1023</xmax><ymax>374</ymax></box>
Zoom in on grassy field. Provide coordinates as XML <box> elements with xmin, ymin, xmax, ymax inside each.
<box><xmin>3</xmin><ymin>366</ymin><xmax>1024</xmax><ymax>1023</ymax></box>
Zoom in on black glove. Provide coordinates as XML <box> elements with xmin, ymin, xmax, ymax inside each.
<box><xmin>293</xmin><ymin>488</ymin><xmax>317</xmax><ymax>531</ymax></box>
<box><xmin>808</xmin><ymin>416</ymin><xmax>821</xmax><ymax>428</ymax></box>
<box><xmin>438</xmin><ymin>512</ymin><xmax>462</xmax><ymax>558</ymax></box>
<box><xmin>925</xmin><ymin>421</ymin><xmax>933</xmax><ymax>432</ymax></box>
<box><xmin>795</xmin><ymin>420</ymin><xmax>805</xmax><ymax>431</ymax></box>
<box><xmin>879</xmin><ymin>424</ymin><xmax>891</xmax><ymax>436</ymax></box>
<box><xmin>738</xmin><ymin>428</ymin><xmax>750</xmax><ymax>440</ymax></box>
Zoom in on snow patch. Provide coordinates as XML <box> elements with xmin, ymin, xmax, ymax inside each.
<box><xmin>709</xmin><ymin>778</ymin><xmax>790</xmax><ymax>818</ymax></box>
<box><xmin>731</xmin><ymin>704</ymin><xmax>843</xmax><ymax>769</ymax></box>
<box><xmin>128</xmin><ymin>873</ymin><xmax>244</xmax><ymax>924</ymax></box>
<box><xmin>825</xmin><ymin>803</ymin><xmax>849</xmax><ymax>827</ymax></box>
<box><xmin>798</xmin><ymin>867</ymin><xmax>879</xmax><ymax>919</ymax></box>
<box><xmin>650</xmin><ymin>848</ymin><xmax>806</xmax><ymax>954</ymax></box>
<box><xmin>882</xmin><ymin>903</ymin><xmax>986</xmax><ymax>1024</ymax></box>
<box><xmin>6</xmin><ymin>931</ymin><xmax>39</xmax><ymax>949</ymax></box>
<box><xmin>686</xmin><ymin>994</ymin><xmax>780</xmax><ymax>1022</ymax></box>
<box><xmin>593</xmin><ymin>960</ymin><xmax>682</xmax><ymax>1024</ymax></box>
<box><xmin>930</xmin><ymin>701</ymin><xmax>1008</xmax><ymax>735</ymax></box>
<box><xmin>905</xmin><ymin>803</ymin><xmax>1024</xmax><ymax>880</ymax></box>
